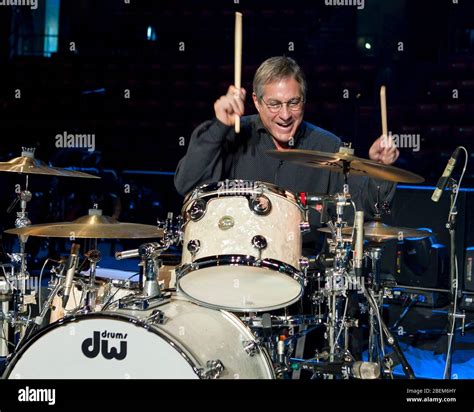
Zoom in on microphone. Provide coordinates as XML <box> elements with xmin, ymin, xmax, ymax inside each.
<box><xmin>299</xmin><ymin>193</ymin><xmax>332</xmax><ymax>206</ymax></box>
<box><xmin>277</xmin><ymin>338</ymin><xmax>286</xmax><ymax>365</ymax></box>
<box><xmin>353</xmin><ymin>211</ymin><xmax>364</xmax><ymax>277</ymax></box>
<box><xmin>62</xmin><ymin>243</ymin><xmax>80</xmax><ymax>306</ymax></box>
<box><xmin>291</xmin><ymin>359</ymin><xmax>380</xmax><ymax>379</ymax></box>
<box><xmin>350</xmin><ymin>361</ymin><xmax>381</xmax><ymax>379</ymax></box>
<box><xmin>261</xmin><ymin>313</ymin><xmax>272</xmax><ymax>340</ymax></box>
<box><xmin>85</xmin><ymin>249</ymin><xmax>102</xmax><ymax>263</ymax></box>
<box><xmin>431</xmin><ymin>147</ymin><xmax>461</xmax><ymax>202</ymax></box>
<box><xmin>115</xmin><ymin>242</ymin><xmax>163</xmax><ymax>260</ymax></box>
<box><xmin>115</xmin><ymin>249</ymin><xmax>139</xmax><ymax>260</ymax></box>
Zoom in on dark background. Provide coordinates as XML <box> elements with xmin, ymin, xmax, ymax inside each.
<box><xmin>0</xmin><ymin>0</ymin><xmax>472</xmax><ymax>256</ymax></box>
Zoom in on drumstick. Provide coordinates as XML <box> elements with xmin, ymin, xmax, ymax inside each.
<box><xmin>234</xmin><ymin>12</ymin><xmax>242</xmax><ymax>133</ymax></box>
<box><xmin>380</xmin><ymin>85</ymin><xmax>388</xmax><ymax>138</ymax></box>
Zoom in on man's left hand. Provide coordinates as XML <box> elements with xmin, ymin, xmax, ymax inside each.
<box><xmin>369</xmin><ymin>135</ymin><xmax>400</xmax><ymax>165</ymax></box>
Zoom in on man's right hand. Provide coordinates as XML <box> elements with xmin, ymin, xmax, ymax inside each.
<box><xmin>214</xmin><ymin>85</ymin><xmax>246</xmax><ymax>126</ymax></box>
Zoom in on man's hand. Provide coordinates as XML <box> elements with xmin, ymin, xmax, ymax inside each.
<box><xmin>369</xmin><ymin>135</ymin><xmax>400</xmax><ymax>165</ymax></box>
<box><xmin>214</xmin><ymin>85</ymin><xmax>246</xmax><ymax>126</ymax></box>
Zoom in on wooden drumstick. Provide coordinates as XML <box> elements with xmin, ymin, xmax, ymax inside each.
<box><xmin>380</xmin><ymin>85</ymin><xmax>388</xmax><ymax>138</ymax></box>
<box><xmin>234</xmin><ymin>12</ymin><xmax>242</xmax><ymax>133</ymax></box>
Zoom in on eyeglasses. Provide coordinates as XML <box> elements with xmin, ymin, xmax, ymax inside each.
<box><xmin>260</xmin><ymin>97</ymin><xmax>305</xmax><ymax>113</ymax></box>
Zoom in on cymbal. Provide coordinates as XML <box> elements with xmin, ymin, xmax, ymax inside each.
<box><xmin>0</xmin><ymin>149</ymin><xmax>99</xmax><ymax>178</ymax></box>
<box><xmin>4</xmin><ymin>210</ymin><xmax>163</xmax><ymax>239</ymax></box>
<box><xmin>318</xmin><ymin>221</ymin><xmax>432</xmax><ymax>243</ymax></box>
<box><xmin>266</xmin><ymin>148</ymin><xmax>424</xmax><ymax>183</ymax></box>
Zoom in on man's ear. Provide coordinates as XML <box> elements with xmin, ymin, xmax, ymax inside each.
<box><xmin>252</xmin><ymin>92</ymin><xmax>261</xmax><ymax>113</ymax></box>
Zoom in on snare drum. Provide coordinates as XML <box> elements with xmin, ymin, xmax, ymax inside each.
<box><xmin>4</xmin><ymin>295</ymin><xmax>274</xmax><ymax>379</ymax></box>
<box><xmin>49</xmin><ymin>268</ymin><xmax>140</xmax><ymax>322</ymax></box>
<box><xmin>178</xmin><ymin>180</ymin><xmax>308</xmax><ymax>312</ymax></box>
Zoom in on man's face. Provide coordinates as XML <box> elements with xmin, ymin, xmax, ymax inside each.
<box><xmin>253</xmin><ymin>77</ymin><xmax>304</xmax><ymax>147</ymax></box>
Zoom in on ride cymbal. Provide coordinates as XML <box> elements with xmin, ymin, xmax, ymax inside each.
<box><xmin>266</xmin><ymin>148</ymin><xmax>424</xmax><ymax>184</ymax></box>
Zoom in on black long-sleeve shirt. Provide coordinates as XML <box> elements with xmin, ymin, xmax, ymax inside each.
<box><xmin>175</xmin><ymin>114</ymin><xmax>396</xmax><ymax>249</ymax></box>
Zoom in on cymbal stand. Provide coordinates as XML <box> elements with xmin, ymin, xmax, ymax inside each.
<box><xmin>114</xmin><ymin>212</ymin><xmax>183</xmax><ymax>311</ymax></box>
<box><xmin>366</xmin><ymin>191</ymin><xmax>390</xmax><ymax>364</ymax></box>
<box><xmin>366</xmin><ymin>243</ymin><xmax>385</xmax><ymax>363</ymax></box>
<box><xmin>5</xmin><ymin>168</ymin><xmax>35</xmax><ymax>346</ymax></box>
<box><xmin>82</xmin><ymin>249</ymin><xmax>102</xmax><ymax>313</ymax></box>
<box><xmin>322</xmin><ymin>188</ymin><xmax>355</xmax><ymax>365</ymax></box>
<box><xmin>364</xmin><ymin>205</ymin><xmax>414</xmax><ymax>378</ymax></box>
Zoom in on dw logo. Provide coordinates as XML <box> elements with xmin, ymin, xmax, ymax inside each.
<box><xmin>81</xmin><ymin>330</ymin><xmax>128</xmax><ymax>360</ymax></box>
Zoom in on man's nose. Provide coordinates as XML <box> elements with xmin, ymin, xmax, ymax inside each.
<box><xmin>279</xmin><ymin>104</ymin><xmax>292</xmax><ymax>120</ymax></box>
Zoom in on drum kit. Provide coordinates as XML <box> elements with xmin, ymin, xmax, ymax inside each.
<box><xmin>0</xmin><ymin>145</ymin><xmax>430</xmax><ymax>379</ymax></box>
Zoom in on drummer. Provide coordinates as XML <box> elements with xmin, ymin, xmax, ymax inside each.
<box><xmin>175</xmin><ymin>56</ymin><xmax>399</xmax><ymax>238</ymax></box>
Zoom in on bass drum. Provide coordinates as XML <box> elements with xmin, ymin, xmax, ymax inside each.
<box><xmin>4</xmin><ymin>295</ymin><xmax>274</xmax><ymax>379</ymax></box>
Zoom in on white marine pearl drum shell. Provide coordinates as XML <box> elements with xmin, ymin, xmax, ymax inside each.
<box><xmin>178</xmin><ymin>181</ymin><xmax>307</xmax><ymax>312</ymax></box>
<box><xmin>4</xmin><ymin>296</ymin><xmax>274</xmax><ymax>379</ymax></box>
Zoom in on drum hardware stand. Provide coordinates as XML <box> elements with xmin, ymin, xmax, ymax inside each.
<box><xmin>21</xmin><ymin>264</ymin><xmax>64</xmax><ymax>342</ymax></box>
<box><xmin>362</xmin><ymin>286</ymin><xmax>415</xmax><ymax>379</ymax></box>
<box><xmin>82</xmin><ymin>249</ymin><xmax>102</xmax><ymax>313</ymax></box>
<box><xmin>365</xmin><ymin>193</ymin><xmax>391</xmax><ymax>364</ymax></box>
<box><xmin>361</xmin><ymin>228</ymin><xmax>414</xmax><ymax>376</ymax></box>
<box><xmin>366</xmin><ymin>242</ymin><xmax>386</xmax><ymax>364</ymax></box>
<box><xmin>298</xmin><ymin>188</ymin><xmax>356</xmax><ymax>378</ymax></box>
<box><xmin>321</xmin><ymin>190</ymin><xmax>354</xmax><ymax>364</ymax></box>
<box><xmin>0</xmin><ymin>265</ymin><xmax>14</xmax><ymax>356</ymax></box>
<box><xmin>3</xmin><ymin>154</ymin><xmax>38</xmax><ymax>346</ymax></box>
<box><xmin>115</xmin><ymin>213</ymin><xmax>182</xmax><ymax>311</ymax></box>
<box><xmin>443</xmin><ymin>177</ymin><xmax>465</xmax><ymax>379</ymax></box>
<box><xmin>288</xmin><ymin>356</ymin><xmax>381</xmax><ymax>379</ymax></box>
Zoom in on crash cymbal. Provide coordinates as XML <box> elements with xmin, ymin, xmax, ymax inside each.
<box><xmin>0</xmin><ymin>149</ymin><xmax>99</xmax><ymax>178</ymax></box>
<box><xmin>4</xmin><ymin>209</ymin><xmax>163</xmax><ymax>239</ymax></box>
<box><xmin>266</xmin><ymin>148</ymin><xmax>424</xmax><ymax>184</ymax></box>
<box><xmin>318</xmin><ymin>220</ymin><xmax>432</xmax><ymax>243</ymax></box>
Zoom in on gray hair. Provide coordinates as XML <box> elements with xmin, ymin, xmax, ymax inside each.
<box><xmin>253</xmin><ymin>56</ymin><xmax>306</xmax><ymax>100</ymax></box>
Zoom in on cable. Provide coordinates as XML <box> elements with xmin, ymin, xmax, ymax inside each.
<box><xmin>349</xmin><ymin>200</ymin><xmax>357</xmax><ymax>243</ymax></box>
<box><xmin>334</xmin><ymin>293</ymin><xmax>349</xmax><ymax>345</ymax></box>
<box><xmin>38</xmin><ymin>258</ymin><xmax>54</xmax><ymax>313</ymax></box>
<box><xmin>1</xmin><ymin>264</ymin><xmax>15</xmax><ymax>290</ymax></box>
<box><xmin>101</xmin><ymin>272</ymin><xmax>140</xmax><ymax>311</ymax></box>
<box><xmin>0</xmin><ymin>335</ymin><xmax>15</xmax><ymax>349</ymax></box>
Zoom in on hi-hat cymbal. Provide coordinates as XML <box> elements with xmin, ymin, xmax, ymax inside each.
<box><xmin>318</xmin><ymin>221</ymin><xmax>432</xmax><ymax>243</ymax></box>
<box><xmin>5</xmin><ymin>210</ymin><xmax>163</xmax><ymax>239</ymax></box>
<box><xmin>266</xmin><ymin>148</ymin><xmax>424</xmax><ymax>183</ymax></box>
<box><xmin>0</xmin><ymin>149</ymin><xmax>99</xmax><ymax>179</ymax></box>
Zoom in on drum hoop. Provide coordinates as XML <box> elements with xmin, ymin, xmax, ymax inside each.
<box><xmin>2</xmin><ymin>312</ymin><xmax>202</xmax><ymax>379</ymax></box>
<box><xmin>177</xmin><ymin>255</ymin><xmax>305</xmax><ymax>284</ymax></box>
<box><xmin>176</xmin><ymin>255</ymin><xmax>305</xmax><ymax>312</ymax></box>
<box><xmin>177</xmin><ymin>285</ymin><xmax>303</xmax><ymax>313</ymax></box>
<box><xmin>182</xmin><ymin>180</ymin><xmax>305</xmax><ymax>215</ymax></box>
